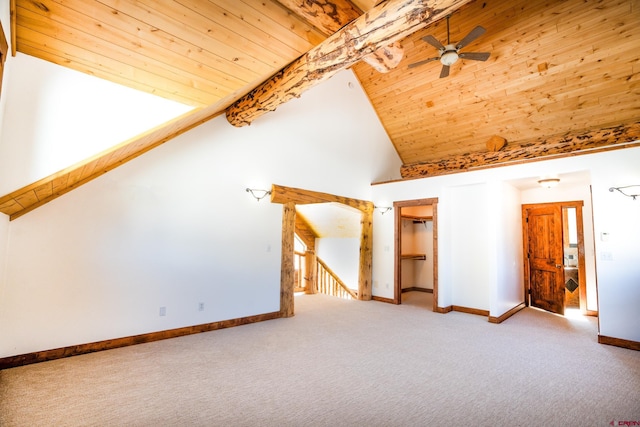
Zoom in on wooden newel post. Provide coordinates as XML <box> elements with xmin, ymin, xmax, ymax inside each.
<box><xmin>304</xmin><ymin>250</ymin><xmax>317</xmax><ymax>294</ymax></box>
<box><xmin>280</xmin><ymin>202</ymin><xmax>296</xmax><ymax>317</ymax></box>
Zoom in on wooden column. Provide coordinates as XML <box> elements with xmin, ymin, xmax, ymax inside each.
<box><xmin>358</xmin><ymin>204</ymin><xmax>374</xmax><ymax>300</ymax></box>
<box><xmin>280</xmin><ymin>202</ymin><xmax>296</xmax><ymax>317</ymax></box>
<box><xmin>304</xmin><ymin>250</ymin><xmax>318</xmax><ymax>294</ymax></box>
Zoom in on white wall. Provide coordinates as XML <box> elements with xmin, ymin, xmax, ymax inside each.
<box><xmin>489</xmin><ymin>182</ymin><xmax>524</xmax><ymax>318</ymax></box>
<box><xmin>589</xmin><ymin>150</ymin><xmax>640</xmax><ymax>342</ymax></box>
<box><xmin>315</xmin><ymin>237</ymin><xmax>360</xmax><ymax>289</ymax></box>
<box><xmin>372</xmin><ymin>147</ymin><xmax>640</xmax><ymax>343</ymax></box>
<box><xmin>0</xmin><ymin>54</ymin><xmax>193</xmax><ymax>195</ymax></box>
<box><xmin>0</xmin><ymin>66</ymin><xmax>401</xmax><ymax>357</ymax></box>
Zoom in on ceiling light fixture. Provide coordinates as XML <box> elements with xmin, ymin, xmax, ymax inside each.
<box><xmin>538</xmin><ymin>178</ymin><xmax>560</xmax><ymax>188</ymax></box>
<box><xmin>246</xmin><ymin>188</ymin><xmax>272</xmax><ymax>202</ymax></box>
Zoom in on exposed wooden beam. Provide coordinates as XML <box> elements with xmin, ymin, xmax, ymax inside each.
<box><xmin>273</xmin><ymin>0</ymin><xmax>362</xmax><ymax>35</ymax></box>
<box><xmin>295</xmin><ymin>214</ymin><xmax>318</xmax><ymax>250</ymax></box>
<box><xmin>226</xmin><ymin>0</ymin><xmax>472</xmax><ymax>127</ymax></box>
<box><xmin>270</xmin><ymin>184</ymin><xmax>372</xmax><ymax>213</ymax></box>
<box><xmin>281</xmin><ymin>202</ymin><xmax>296</xmax><ymax>317</ymax></box>
<box><xmin>9</xmin><ymin>0</ymin><xmax>16</xmax><ymax>56</ymax></box>
<box><xmin>400</xmin><ymin>121</ymin><xmax>640</xmax><ymax>179</ymax></box>
<box><xmin>358</xmin><ymin>206</ymin><xmax>373</xmax><ymax>300</ymax></box>
<box><xmin>274</xmin><ymin>0</ymin><xmax>404</xmax><ymax>73</ymax></box>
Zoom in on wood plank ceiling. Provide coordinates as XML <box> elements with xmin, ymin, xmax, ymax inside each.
<box><xmin>1</xmin><ymin>0</ymin><xmax>639</xmax><ymax>220</ymax></box>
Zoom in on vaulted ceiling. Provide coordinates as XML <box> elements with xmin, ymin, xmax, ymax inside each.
<box><xmin>1</xmin><ymin>0</ymin><xmax>639</xmax><ymax>219</ymax></box>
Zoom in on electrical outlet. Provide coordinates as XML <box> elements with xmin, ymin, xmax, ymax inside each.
<box><xmin>159</xmin><ymin>306</ymin><xmax>166</xmax><ymax>316</ymax></box>
<box><xmin>198</xmin><ymin>302</ymin><xmax>205</xmax><ymax>311</ymax></box>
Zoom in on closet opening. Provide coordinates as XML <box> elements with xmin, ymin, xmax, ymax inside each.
<box><xmin>394</xmin><ymin>198</ymin><xmax>438</xmax><ymax>310</ymax></box>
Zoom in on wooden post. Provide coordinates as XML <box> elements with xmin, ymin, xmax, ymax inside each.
<box><xmin>280</xmin><ymin>202</ymin><xmax>296</xmax><ymax>317</ymax></box>
<box><xmin>358</xmin><ymin>204</ymin><xmax>374</xmax><ymax>300</ymax></box>
<box><xmin>304</xmin><ymin>250</ymin><xmax>317</xmax><ymax>294</ymax></box>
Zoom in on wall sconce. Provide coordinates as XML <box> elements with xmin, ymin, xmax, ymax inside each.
<box><xmin>375</xmin><ymin>206</ymin><xmax>393</xmax><ymax>215</ymax></box>
<box><xmin>538</xmin><ymin>178</ymin><xmax>560</xmax><ymax>188</ymax></box>
<box><xmin>609</xmin><ymin>185</ymin><xmax>640</xmax><ymax>200</ymax></box>
<box><xmin>246</xmin><ymin>188</ymin><xmax>272</xmax><ymax>202</ymax></box>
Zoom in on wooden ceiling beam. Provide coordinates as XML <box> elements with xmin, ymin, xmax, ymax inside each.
<box><xmin>226</xmin><ymin>0</ymin><xmax>472</xmax><ymax>127</ymax></box>
<box><xmin>274</xmin><ymin>0</ymin><xmax>404</xmax><ymax>73</ymax></box>
<box><xmin>400</xmin><ymin>121</ymin><xmax>640</xmax><ymax>179</ymax></box>
<box><xmin>271</xmin><ymin>184</ymin><xmax>373</xmax><ymax>213</ymax></box>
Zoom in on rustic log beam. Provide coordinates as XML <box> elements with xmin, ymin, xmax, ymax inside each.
<box><xmin>274</xmin><ymin>0</ymin><xmax>362</xmax><ymax>34</ymax></box>
<box><xmin>358</xmin><ymin>205</ymin><xmax>374</xmax><ymax>301</ymax></box>
<box><xmin>274</xmin><ymin>0</ymin><xmax>404</xmax><ymax>73</ymax></box>
<box><xmin>361</xmin><ymin>41</ymin><xmax>405</xmax><ymax>73</ymax></box>
<box><xmin>271</xmin><ymin>184</ymin><xmax>372</xmax><ymax>213</ymax></box>
<box><xmin>400</xmin><ymin>121</ymin><xmax>640</xmax><ymax>179</ymax></box>
<box><xmin>226</xmin><ymin>0</ymin><xmax>472</xmax><ymax>127</ymax></box>
<box><xmin>280</xmin><ymin>202</ymin><xmax>296</xmax><ymax>317</ymax></box>
<box><xmin>294</xmin><ymin>214</ymin><xmax>317</xmax><ymax>250</ymax></box>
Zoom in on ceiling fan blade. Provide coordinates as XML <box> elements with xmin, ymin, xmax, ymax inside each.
<box><xmin>422</xmin><ymin>35</ymin><xmax>444</xmax><ymax>50</ymax></box>
<box><xmin>456</xmin><ymin>26</ymin><xmax>486</xmax><ymax>50</ymax></box>
<box><xmin>458</xmin><ymin>52</ymin><xmax>491</xmax><ymax>61</ymax></box>
<box><xmin>439</xmin><ymin>65</ymin><xmax>450</xmax><ymax>78</ymax></box>
<box><xmin>408</xmin><ymin>57</ymin><xmax>440</xmax><ymax>68</ymax></box>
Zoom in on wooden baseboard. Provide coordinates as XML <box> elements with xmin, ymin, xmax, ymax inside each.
<box><xmin>598</xmin><ymin>334</ymin><xmax>640</xmax><ymax>351</ymax></box>
<box><xmin>488</xmin><ymin>302</ymin><xmax>526</xmax><ymax>324</ymax></box>
<box><xmin>401</xmin><ymin>287</ymin><xmax>433</xmax><ymax>293</ymax></box>
<box><xmin>435</xmin><ymin>305</ymin><xmax>453</xmax><ymax>314</ymax></box>
<box><xmin>452</xmin><ymin>305</ymin><xmax>490</xmax><ymax>317</ymax></box>
<box><xmin>0</xmin><ymin>311</ymin><xmax>282</xmax><ymax>370</ymax></box>
<box><xmin>372</xmin><ymin>295</ymin><xmax>397</xmax><ymax>304</ymax></box>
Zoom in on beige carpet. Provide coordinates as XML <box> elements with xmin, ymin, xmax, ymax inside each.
<box><xmin>1</xmin><ymin>292</ymin><xmax>639</xmax><ymax>426</ymax></box>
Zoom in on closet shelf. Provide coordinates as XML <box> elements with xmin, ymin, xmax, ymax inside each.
<box><xmin>401</xmin><ymin>253</ymin><xmax>426</xmax><ymax>260</ymax></box>
<box><xmin>401</xmin><ymin>215</ymin><xmax>433</xmax><ymax>222</ymax></box>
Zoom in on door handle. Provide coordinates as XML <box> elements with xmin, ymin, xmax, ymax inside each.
<box><xmin>555</xmin><ymin>264</ymin><xmax>562</xmax><ymax>268</ymax></box>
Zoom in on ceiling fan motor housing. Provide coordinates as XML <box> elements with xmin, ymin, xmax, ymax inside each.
<box><xmin>440</xmin><ymin>45</ymin><xmax>459</xmax><ymax>66</ymax></box>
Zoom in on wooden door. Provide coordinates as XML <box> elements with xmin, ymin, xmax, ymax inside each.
<box><xmin>526</xmin><ymin>205</ymin><xmax>565</xmax><ymax>315</ymax></box>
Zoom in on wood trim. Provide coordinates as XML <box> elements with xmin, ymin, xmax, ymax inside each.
<box><xmin>488</xmin><ymin>302</ymin><xmax>526</xmax><ymax>324</ymax></box>
<box><xmin>394</xmin><ymin>198</ymin><xmax>439</xmax><ymax>310</ymax></box>
<box><xmin>434</xmin><ymin>305</ymin><xmax>453</xmax><ymax>314</ymax></box>
<box><xmin>358</xmin><ymin>206</ymin><xmax>373</xmax><ymax>300</ymax></box>
<box><xmin>401</xmin><ymin>287</ymin><xmax>433</xmax><ymax>293</ymax></box>
<box><xmin>400</xmin><ymin>122</ymin><xmax>640</xmax><ymax>179</ymax></box>
<box><xmin>372</xmin><ymin>295</ymin><xmax>396</xmax><ymax>304</ymax></box>
<box><xmin>598</xmin><ymin>335</ymin><xmax>640</xmax><ymax>351</ymax></box>
<box><xmin>9</xmin><ymin>0</ymin><xmax>16</xmax><ymax>56</ymax></box>
<box><xmin>280</xmin><ymin>202</ymin><xmax>296</xmax><ymax>317</ymax></box>
<box><xmin>270</xmin><ymin>184</ymin><xmax>372</xmax><ymax>213</ymax></box>
<box><xmin>0</xmin><ymin>311</ymin><xmax>282</xmax><ymax>370</ymax></box>
<box><xmin>522</xmin><ymin>201</ymin><xmax>591</xmax><ymax>315</ymax></box>
<box><xmin>225</xmin><ymin>0</ymin><xmax>472</xmax><ymax>126</ymax></box>
<box><xmin>452</xmin><ymin>305</ymin><xmax>490</xmax><ymax>317</ymax></box>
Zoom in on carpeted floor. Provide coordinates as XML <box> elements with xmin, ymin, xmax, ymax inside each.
<box><xmin>1</xmin><ymin>292</ymin><xmax>638</xmax><ymax>426</ymax></box>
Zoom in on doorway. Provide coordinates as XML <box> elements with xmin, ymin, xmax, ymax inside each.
<box><xmin>522</xmin><ymin>201</ymin><xmax>588</xmax><ymax>316</ymax></box>
<box><xmin>394</xmin><ymin>198</ymin><xmax>438</xmax><ymax>311</ymax></box>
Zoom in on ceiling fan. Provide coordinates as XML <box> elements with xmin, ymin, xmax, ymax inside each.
<box><xmin>408</xmin><ymin>15</ymin><xmax>490</xmax><ymax>78</ymax></box>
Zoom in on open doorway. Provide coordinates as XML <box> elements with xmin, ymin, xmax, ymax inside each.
<box><xmin>394</xmin><ymin>198</ymin><xmax>438</xmax><ymax>311</ymax></box>
<box><xmin>522</xmin><ymin>201</ymin><xmax>590</xmax><ymax>316</ymax></box>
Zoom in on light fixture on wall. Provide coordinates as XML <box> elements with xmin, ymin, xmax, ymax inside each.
<box><xmin>375</xmin><ymin>206</ymin><xmax>393</xmax><ymax>215</ymax></box>
<box><xmin>609</xmin><ymin>185</ymin><xmax>640</xmax><ymax>200</ymax></box>
<box><xmin>538</xmin><ymin>178</ymin><xmax>560</xmax><ymax>188</ymax></box>
<box><xmin>245</xmin><ymin>188</ymin><xmax>272</xmax><ymax>202</ymax></box>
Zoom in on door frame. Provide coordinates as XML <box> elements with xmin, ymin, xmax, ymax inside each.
<box><xmin>522</xmin><ymin>201</ymin><xmax>588</xmax><ymax>315</ymax></box>
<box><xmin>394</xmin><ymin>198</ymin><xmax>439</xmax><ymax>311</ymax></box>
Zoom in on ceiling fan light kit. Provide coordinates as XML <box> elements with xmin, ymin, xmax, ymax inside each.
<box><xmin>409</xmin><ymin>14</ymin><xmax>491</xmax><ymax>78</ymax></box>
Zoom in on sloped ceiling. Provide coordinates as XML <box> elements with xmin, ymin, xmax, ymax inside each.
<box><xmin>2</xmin><ymin>0</ymin><xmax>639</xmax><ymax>220</ymax></box>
